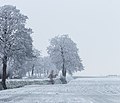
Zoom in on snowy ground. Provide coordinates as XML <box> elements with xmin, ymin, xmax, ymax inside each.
<box><xmin>0</xmin><ymin>78</ymin><xmax>120</xmax><ymax>103</ymax></box>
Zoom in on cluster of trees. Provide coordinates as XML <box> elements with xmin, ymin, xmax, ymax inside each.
<box><xmin>0</xmin><ymin>5</ymin><xmax>84</xmax><ymax>89</ymax></box>
<box><xmin>22</xmin><ymin>50</ymin><xmax>58</xmax><ymax>79</ymax></box>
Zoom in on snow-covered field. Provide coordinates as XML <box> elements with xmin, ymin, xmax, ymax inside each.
<box><xmin>0</xmin><ymin>77</ymin><xmax>120</xmax><ymax>103</ymax></box>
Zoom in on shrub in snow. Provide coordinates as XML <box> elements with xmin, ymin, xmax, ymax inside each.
<box><xmin>57</xmin><ymin>71</ymin><xmax>74</xmax><ymax>83</ymax></box>
<box><xmin>0</xmin><ymin>78</ymin><xmax>64</xmax><ymax>90</ymax></box>
<box><xmin>66</xmin><ymin>74</ymin><xmax>74</xmax><ymax>82</ymax></box>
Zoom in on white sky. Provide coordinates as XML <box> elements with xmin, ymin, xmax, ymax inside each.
<box><xmin>0</xmin><ymin>0</ymin><xmax>120</xmax><ymax>76</ymax></box>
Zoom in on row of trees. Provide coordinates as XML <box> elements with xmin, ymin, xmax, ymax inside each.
<box><xmin>0</xmin><ymin>53</ymin><xmax>57</xmax><ymax>79</ymax></box>
<box><xmin>0</xmin><ymin>5</ymin><xmax>84</xmax><ymax>89</ymax></box>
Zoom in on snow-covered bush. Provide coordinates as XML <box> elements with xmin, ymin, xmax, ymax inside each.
<box><xmin>0</xmin><ymin>78</ymin><xmax>63</xmax><ymax>90</ymax></box>
<box><xmin>2</xmin><ymin>79</ymin><xmax>50</xmax><ymax>89</ymax></box>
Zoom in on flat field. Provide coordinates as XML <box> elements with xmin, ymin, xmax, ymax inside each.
<box><xmin>0</xmin><ymin>77</ymin><xmax>120</xmax><ymax>103</ymax></box>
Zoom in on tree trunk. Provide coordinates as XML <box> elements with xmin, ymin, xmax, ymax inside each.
<box><xmin>39</xmin><ymin>71</ymin><xmax>41</xmax><ymax>77</ymax></box>
<box><xmin>2</xmin><ymin>56</ymin><xmax>7</xmax><ymax>89</ymax></box>
<box><xmin>31</xmin><ymin>64</ymin><xmax>34</xmax><ymax>76</ymax></box>
<box><xmin>61</xmin><ymin>63</ymin><xmax>67</xmax><ymax>84</ymax></box>
<box><xmin>60</xmin><ymin>47</ymin><xmax>67</xmax><ymax>84</ymax></box>
<box><xmin>62</xmin><ymin>66</ymin><xmax>66</xmax><ymax>77</ymax></box>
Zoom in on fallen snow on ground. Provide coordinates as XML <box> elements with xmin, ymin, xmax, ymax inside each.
<box><xmin>0</xmin><ymin>77</ymin><xmax>120</xmax><ymax>103</ymax></box>
<box><xmin>0</xmin><ymin>78</ymin><xmax>62</xmax><ymax>90</ymax></box>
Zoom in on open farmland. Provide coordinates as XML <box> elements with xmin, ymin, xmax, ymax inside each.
<box><xmin>0</xmin><ymin>77</ymin><xmax>120</xmax><ymax>103</ymax></box>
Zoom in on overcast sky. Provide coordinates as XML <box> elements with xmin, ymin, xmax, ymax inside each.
<box><xmin>0</xmin><ymin>0</ymin><xmax>120</xmax><ymax>76</ymax></box>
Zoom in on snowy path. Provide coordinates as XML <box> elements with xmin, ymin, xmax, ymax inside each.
<box><xmin>0</xmin><ymin>78</ymin><xmax>120</xmax><ymax>103</ymax></box>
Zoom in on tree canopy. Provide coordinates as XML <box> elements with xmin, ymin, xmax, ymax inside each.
<box><xmin>47</xmin><ymin>35</ymin><xmax>84</xmax><ymax>83</ymax></box>
<box><xmin>0</xmin><ymin>5</ymin><xmax>33</xmax><ymax>89</ymax></box>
